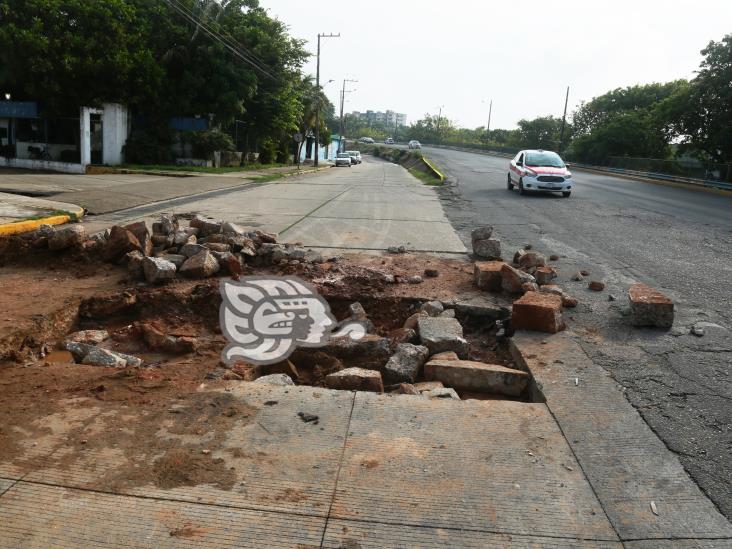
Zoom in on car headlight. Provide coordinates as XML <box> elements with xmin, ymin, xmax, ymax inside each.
<box><xmin>564</xmin><ymin>174</ymin><xmax>572</xmax><ymax>179</ymax></box>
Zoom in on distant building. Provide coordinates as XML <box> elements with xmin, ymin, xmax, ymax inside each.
<box><xmin>350</xmin><ymin>109</ymin><xmax>407</xmax><ymax>127</ymax></box>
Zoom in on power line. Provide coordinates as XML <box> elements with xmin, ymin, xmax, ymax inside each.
<box><xmin>163</xmin><ymin>0</ymin><xmax>277</xmax><ymax>80</ymax></box>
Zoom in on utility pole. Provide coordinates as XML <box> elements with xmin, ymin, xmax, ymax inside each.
<box><xmin>436</xmin><ymin>105</ymin><xmax>444</xmax><ymax>143</ymax></box>
<box><xmin>559</xmin><ymin>86</ymin><xmax>569</xmax><ymax>153</ymax></box>
<box><xmin>487</xmin><ymin>100</ymin><xmax>492</xmax><ymax>133</ymax></box>
<box><xmin>314</xmin><ymin>32</ymin><xmax>340</xmax><ymax>166</ymax></box>
<box><xmin>339</xmin><ymin>78</ymin><xmax>357</xmax><ymax>152</ymax></box>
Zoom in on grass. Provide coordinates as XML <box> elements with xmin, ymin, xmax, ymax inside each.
<box><xmin>119</xmin><ymin>162</ymin><xmax>290</xmax><ymax>174</ymax></box>
<box><xmin>11</xmin><ymin>209</ymin><xmax>79</xmax><ymax>223</ymax></box>
<box><xmin>408</xmin><ymin>167</ymin><xmax>443</xmax><ymax>186</ymax></box>
<box><xmin>248</xmin><ymin>173</ymin><xmax>286</xmax><ymax>183</ymax></box>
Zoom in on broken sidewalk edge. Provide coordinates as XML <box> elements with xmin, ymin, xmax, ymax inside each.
<box><xmin>0</xmin><ymin>204</ymin><xmax>85</xmax><ymax>236</ymax></box>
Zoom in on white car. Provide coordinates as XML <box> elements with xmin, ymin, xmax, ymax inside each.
<box><xmin>358</xmin><ymin>137</ymin><xmax>375</xmax><ymax>144</ymax></box>
<box><xmin>408</xmin><ymin>140</ymin><xmax>421</xmax><ymax>149</ymax></box>
<box><xmin>346</xmin><ymin>150</ymin><xmax>362</xmax><ymax>164</ymax></box>
<box><xmin>335</xmin><ymin>152</ymin><xmax>352</xmax><ymax>167</ymax></box>
<box><xmin>507</xmin><ymin>149</ymin><xmax>573</xmax><ymax>197</ymax></box>
<box><xmin>385</xmin><ymin>137</ymin><xmax>395</xmax><ymax>144</ymax></box>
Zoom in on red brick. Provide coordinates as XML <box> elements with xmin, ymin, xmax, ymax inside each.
<box><xmin>628</xmin><ymin>283</ymin><xmax>674</xmax><ymax>328</ymax></box>
<box><xmin>474</xmin><ymin>261</ymin><xmax>504</xmax><ymax>291</ymax></box>
<box><xmin>511</xmin><ymin>291</ymin><xmax>565</xmax><ymax>333</ymax></box>
<box><xmin>535</xmin><ymin>266</ymin><xmax>557</xmax><ymax>285</ymax></box>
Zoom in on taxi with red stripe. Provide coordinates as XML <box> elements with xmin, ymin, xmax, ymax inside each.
<box><xmin>507</xmin><ymin>149</ymin><xmax>573</xmax><ymax>197</ymax></box>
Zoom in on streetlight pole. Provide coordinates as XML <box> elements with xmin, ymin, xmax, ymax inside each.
<box><xmin>314</xmin><ymin>32</ymin><xmax>340</xmax><ymax>166</ymax></box>
<box><xmin>339</xmin><ymin>78</ymin><xmax>357</xmax><ymax>152</ymax></box>
<box><xmin>559</xmin><ymin>86</ymin><xmax>570</xmax><ymax>153</ymax></box>
<box><xmin>435</xmin><ymin>105</ymin><xmax>444</xmax><ymax>143</ymax></box>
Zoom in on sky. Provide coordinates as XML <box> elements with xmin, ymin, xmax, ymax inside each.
<box><xmin>262</xmin><ymin>0</ymin><xmax>732</xmax><ymax>130</ymax></box>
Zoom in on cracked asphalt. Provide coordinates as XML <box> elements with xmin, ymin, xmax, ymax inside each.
<box><xmin>426</xmin><ymin>146</ymin><xmax>732</xmax><ymax>519</ymax></box>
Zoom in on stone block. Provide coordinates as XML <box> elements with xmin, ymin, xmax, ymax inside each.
<box><xmin>417</xmin><ymin>317</ymin><xmax>469</xmax><ymax>358</ymax></box>
<box><xmin>326</xmin><ymin>367</ymin><xmax>383</xmax><ymax>392</ymax></box>
<box><xmin>424</xmin><ymin>359</ymin><xmax>529</xmax><ymax>396</ymax></box>
<box><xmin>474</xmin><ymin>261</ymin><xmax>504</xmax><ymax>291</ymax></box>
<box><xmin>501</xmin><ymin>263</ymin><xmax>536</xmax><ymax>293</ymax></box>
<box><xmin>48</xmin><ymin>225</ymin><xmax>86</xmax><ymax>251</ymax></box>
<box><xmin>472</xmin><ymin>237</ymin><xmax>501</xmax><ymax>259</ymax></box>
<box><xmin>384</xmin><ymin>343</ymin><xmax>430</xmax><ymax>383</ymax></box>
<box><xmin>179</xmin><ymin>249</ymin><xmax>220</xmax><ymax>278</ymax></box>
<box><xmin>142</xmin><ymin>256</ymin><xmax>177</xmax><ymax>284</ymax></box>
<box><xmin>511</xmin><ymin>291</ymin><xmax>564</xmax><ymax>333</ymax></box>
<box><xmin>628</xmin><ymin>283</ymin><xmax>674</xmax><ymax>328</ymax></box>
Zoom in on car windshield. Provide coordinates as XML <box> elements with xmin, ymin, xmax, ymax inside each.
<box><xmin>337</xmin><ymin>153</ymin><xmax>350</xmax><ymax>158</ymax></box>
<box><xmin>525</xmin><ymin>151</ymin><xmax>565</xmax><ymax>168</ymax></box>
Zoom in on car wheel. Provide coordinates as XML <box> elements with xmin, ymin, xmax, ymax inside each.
<box><xmin>562</xmin><ymin>191</ymin><xmax>571</xmax><ymax>198</ymax></box>
<box><xmin>507</xmin><ymin>174</ymin><xmax>513</xmax><ymax>190</ymax></box>
<box><xmin>518</xmin><ymin>178</ymin><xmax>526</xmax><ymax>195</ymax></box>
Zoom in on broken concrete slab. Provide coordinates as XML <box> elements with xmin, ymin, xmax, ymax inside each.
<box><xmin>419</xmin><ymin>300</ymin><xmax>444</xmax><ymax>317</ymax></box>
<box><xmin>517</xmin><ymin>250</ymin><xmax>546</xmax><ymax>269</ymax></box>
<box><xmin>253</xmin><ymin>373</ymin><xmax>295</xmax><ymax>386</ymax></box>
<box><xmin>534</xmin><ymin>266</ymin><xmax>557</xmax><ymax>285</ymax></box>
<box><xmin>321</xmin><ymin>334</ymin><xmax>391</xmax><ymax>370</ymax></box>
<box><xmin>65</xmin><ymin>330</ymin><xmax>109</xmax><ymax>345</ymax></box>
<box><xmin>179</xmin><ymin>249</ymin><xmax>220</xmax><ymax>278</ymax></box>
<box><xmin>424</xmin><ymin>359</ymin><xmax>529</xmax><ymax>396</ymax></box>
<box><xmin>424</xmin><ymin>387</ymin><xmax>460</xmax><ymax>400</ymax></box>
<box><xmin>104</xmin><ymin>226</ymin><xmax>142</xmax><ymax>262</ymax></box>
<box><xmin>628</xmin><ymin>283</ymin><xmax>674</xmax><ymax>328</ymax></box>
<box><xmin>48</xmin><ymin>225</ymin><xmax>85</xmax><ymax>251</ymax></box>
<box><xmin>417</xmin><ymin>316</ymin><xmax>469</xmax><ymax>358</ymax></box>
<box><xmin>142</xmin><ymin>256</ymin><xmax>177</xmax><ymax>284</ymax></box>
<box><xmin>383</xmin><ymin>343</ymin><xmax>430</xmax><ymax>384</ymax></box>
<box><xmin>512</xmin><ymin>292</ymin><xmax>565</xmax><ymax>333</ymax></box>
<box><xmin>472</xmin><ymin>237</ymin><xmax>501</xmax><ymax>259</ymax></box>
<box><xmin>81</xmin><ymin>347</ymin><xmax>140</xmax><ymax>368</ymax></box>
<box><xmin>501</xmin><ymin>263</ymin><xmax>536</xmax><ymax>293</ymax></box>
<box><xmin>325</xmin><ymin>367</ymin><xmax>384</xmax><ymax>392</ymax></box>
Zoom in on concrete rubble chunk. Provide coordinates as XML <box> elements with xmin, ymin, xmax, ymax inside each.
<box><xmin>211</xmin><ymin>251</ymin><xmax>242</xmax><ymax>275</ymax></box>
<box><xmin>325</xmin><ymin>367</ymin><xmax>383</xmax><ymax>392</ymax></box>
<box><xmin>123</xmin><ymin>221</ymin><xmax>152</xmax><ymax>256</ymax></box>
<box><xmin>424</xmin><ymin>387</ymin><xmax>460</xmax><ymax>400</ymax></box>
<box><xmin>534</xmin><ymin>266</ymin><xmax>557</xmax><ymax>285</ymax></box>
<box><xmin>227</xmin><ymin>235</ymin><xmax>257</xmax><ymax>256</ymax></box>
<box><xmin>180</xmin><ymin>242</ymin><xmax>206</xmax><ymax>258</ymax></box>
<box><xmin>204</xmin><ymin>242</ymin><xmax>231</xmax><ymax>253</ymax></box>
<box><xmin>471</xmin><ymin>226</ymin><xmax>493</xmax><ymax>241</ymax></box>
<box><xmin>151</xmin><ymin>234</ymin><xmax>173</xmax><ymax>247</ymax></box>
<box><xmin>474</xmin><ymin>261</ymin><xmax>504</xmax><ymax>291</ymax></box>
<box><xmin>407</xmin><ymin>275</ymin><xmax>423</xmax><ymax>284</ymax></box>
<box><xmin>384</xmin><ymin>343</ymin><xmax>430</xmax><ymax>383</ymax></box>
<box><xmin>253</xmin><ymin>373</ymin><xmax>295</xmax><ymax>386</ymax></box>
<box><xmin>179</xmin><ymin>249</ymin><xmax>220</xmax><ymax>278</ymax></box>
<box><xmin>501</xmin><ymin>263</ymin><xmax>536</xmax><ymax>293</ymax></box>
<box><xmin>424</xmin><ymin>359</ymin><xmax>529</xmax><ymax>396</ymax></box>
<box><xmin>321</xmin><ymin>334</ymin><xmax>391</xmax><ymax>369</ymax></box>
<box><xmin>414</xmin><ymin>381</ymin><xmax>444</xmax><ymax>393</ymax></box>
<box><xmin>221</xmin><ymin>221</ymin><xmax>246</xmax><ymax>235</ymax></box>
<box><xmin>403</xmin><ymin>311</ymin><xmax>428</xmax><ymax>330</ymax></box>
<box><xmin>419</xmin><ymin>300</ymin><xmax>444</xmax><ymax>317</ymax></box>
<box><xmin>48</xmin><ymin>225</ymin><xmax>86</xmax><ymax>251</ymax></box>
<box><xmin>143</xmin><ymin>256</ymin><xmax>177</xmax><ymax>284</ymax></box>
<box><xmin>81</xmin><ymin>347</ymin><xmax>141</xmax><ymax>368</ymax></box>
<box><xmin>472</xmin><ymin>237</ymin><xmax>501</xmax><ymax>259</ymax></box>
<box><xmin>512</xmin><ymin>291</ymin><xmax>565</xmax><ymax>333</ymax></box>
<box><xmin>430</xmin><ymin>351</ymin><xmax>459</xmax><ymax>361</ymax></box>
<box><xmin>173</xmin><ymin>231</ymin><xmax>195</xmax><ymax>246</ymax></box>
<box><xmin>152</xmin><ymin>215</ymin><xmax>177</xmax><ymax>236</ymax></box>
<box><xmin>393</xmin><ymin>383</ymin><xmax>421</xmax><ymax>395</ymax></box>
<box><xmin>628</xmin><ymin>283</ymin><xmax>674</xmax><ymax>328</ymax></box>
<box><xmin>439</xmin><ymin>308</ymin><xmax>456</xmax><ymax>318</ymax></box>
<box><xmin>522</xmin><ymin>281</ymin><xmax>540</xmax><ymax>293</ymax></box>
<box><xmin>65</xmin><ymin>341</ymin><xmax>95</xmax><ymax>361</ymax></box>
<box><xmin>562</xmin><ymin>294</ymin><xmax>578</xmax><ymax>308</ymax></box>
<box><xmin>36</xmin><ymin>224</ymin><xmax>55</xmax><ymax>238</ymax></box>
<box><xmin>159</xmin><ymin>253</ymin><xmax>186</xmax><ymax>269</ymax></box>
<box><xmin>417</xmin><ymin>317</ymin><xmax>469</xmax><ymax>358</ymax></box>
<box><xmin>517</xmin><ymin>250</ymin><xmax>546</xmax><ymax>269</ymax></box>
<box><xmin>388</xmin><ymin>327</ymin><xmax>417</xmax><ymax>346</ymax></box>
<box><xmin>588</xmin><ymin>281</ymin><xmax>605</xmax><ymax>291</ymax></box>
<box><xmin>189</xmin><ymin>215</ymin><xmax>222</xmax><ymax>237</ymax></box>
<box><xmin>513</xmin><ymin>249</ymin><xmax>527</xmax><ymax>264</ymax></box>
<box><xmin>65</xmin><ymin>330</ymin><xmax>109</xmax><ymax>345</ymax></box>
<box><xmin>105</xmin><ymin>226</ymin><xmax>143</xmax><ymax>261</ymax></box>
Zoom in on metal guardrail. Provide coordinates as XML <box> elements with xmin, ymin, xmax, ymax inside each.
<box><xmin>423</xmin><ymin>144</ymin><xmax>732</xmax><ymax>192</ymax></box>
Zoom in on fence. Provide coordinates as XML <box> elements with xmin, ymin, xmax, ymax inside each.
<box><xmin>602</xmin><ymin>156</ymin><xmax>732</xmax><ymax>184</ymax></box>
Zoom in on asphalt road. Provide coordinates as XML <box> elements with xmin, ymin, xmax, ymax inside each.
<box><xmin>423</xmin><ymin>146</ymin><xmax>732</xmax><ymax>519</ymax></box>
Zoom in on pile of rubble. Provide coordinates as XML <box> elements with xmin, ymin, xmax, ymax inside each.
<box><xmin>36</xmin><ymin>215</ymin><xmax>325</xmax><ymax>283</ymax></box>
<box><xmin>242</xmin><ymin>298</ymin><xmax>529</xmax><ymax>399</ymax></box>
<box><xmin>471</xmin><ymin>225</ymin><xmax>674</xmax><ymax>331</ymax></box>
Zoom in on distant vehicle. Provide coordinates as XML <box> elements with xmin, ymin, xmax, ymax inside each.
<box><xmin>507</xmin><ymin>149</ymin><xmax>573</xmax><ymax>197</ymax></box>
<box><xmin>385</xmin><ymin>137</ymin><xmax>394</xmax><ymax>144</ymax></box>
<box><xmin>346</xmin><ymin>150</ymin><xmax>362</xmax><ymax>164</ymax></box>
<box><xmin>358</xmin><ymin>137</ymin><xmax>375</xmax><ymax>144</ymax></box>
<box><xmin>408</xmin><ymin>140</ymin><xmax>421</xmax><ymax>149</ymax></box>
<box><xmin>335</xmin><ymin>152</ymin><xmax>352</xmax><ymax>167</ymax></box>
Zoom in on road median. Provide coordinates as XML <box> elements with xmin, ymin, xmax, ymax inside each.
<box><xmin>0</xmin><ymin>192</ymin><xmax>85</xmax><ymax>236</ymax></box>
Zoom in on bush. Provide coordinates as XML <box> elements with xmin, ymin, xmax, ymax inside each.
<box><xmin>257</xmin><ymin>139</ymin><xmax>278</xmax><ymax>164</ymax></box>
<box><xmin>123</xmin><ymin>128</ymin><xmax>172</xmax><ymax>165</ymax></box>
<box><xmin>190</xmin><ymin>130</ymin><xmax>235</xmax><ymax>159</ymax></box>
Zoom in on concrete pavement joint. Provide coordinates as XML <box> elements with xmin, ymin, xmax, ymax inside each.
<box><xmin>279</xmin><ymin>187</ymin><xmax>354</xmax><ymax>235</ymax></box>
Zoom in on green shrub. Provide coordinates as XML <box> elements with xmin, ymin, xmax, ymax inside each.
<box><xmin>190</xmin><ymin>130</ymin><xmax>235</xmax><ymax>159</ymax></box>
<box><xmin>123</xmin><ymin>128</ymin><xmax>172</xmax><ymax>165</ymax></box>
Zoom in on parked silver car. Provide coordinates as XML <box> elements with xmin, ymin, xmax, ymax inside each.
<box><xmin>335</xmin><ymin>152</ymin><xmax>352</xmax><ymax>167</ymax></box>
<box><xmin>346</xmin><ymin>150</ymin><xmax>362</xmax><ymax>164</ymax></box>
<box><xmin>408</xmin><ymin>140</ymin><xmax>421</xmax><ymax>149</ymax></box>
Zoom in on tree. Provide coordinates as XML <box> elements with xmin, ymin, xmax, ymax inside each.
<box><xmin>672</xmin><ymin>34</ymin><xmax>732</xmax><ymax>163</ymax></box>
<box><xmin>516</xmin><ymin>116</ymin><xmax>564</xmax><ymax>150</ymax></box>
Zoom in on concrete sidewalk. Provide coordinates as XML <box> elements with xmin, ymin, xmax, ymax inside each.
<box><xmin>83</xmin><ymin>158</ymin><xmax>468</xmax><ymax>254</ymax></box>
<box><xmin>0</xmin><ymin>192</ymin><xmax>84</xmax><ymax>235</ymax></box>
<box><xmin>0</xmin><ymin>384</ymin><xmax>620</xmax><ymax>548</ymax></box>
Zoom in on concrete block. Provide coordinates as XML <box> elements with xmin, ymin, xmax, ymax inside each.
<box><xmin>326</xmin><ymin>367</ymin><xmax>383</xmax><ymax>392</ymax></box>
<box><xmin>417</xmin><ymin>317</ymin><xmax>469</xmax><ymax>358</ymax></box>
<box><xmin>474</xmin><ymin>261</ymin><xmax>504</xmax><ymax>291</ymax></box>
<box><xmin>511</xmin><ymin>291</ymin><xmax>565</xmax><ymax>333</ymax></box>
<box><xmin>384</xmin><ymin>343</ymin><xmax>430</xmax><ymax>383</ymax></box>
<box><xmin>629</xmin><ymin>283</ymin><xmax>674</xmax><ymax>328</ymax></box>
<box><xmin>424</xmin><ymin>359</ymin><xmax>529</xmax><ymax>396</ymax></box>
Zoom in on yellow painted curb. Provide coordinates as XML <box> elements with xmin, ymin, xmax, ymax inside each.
<box><xmin>422</xmin><ymin>156</ymin><xmax>445</xmax><ymax>183</ymax></box>
<box><xmin>0</xmin><ymin>206</ymin><xmax>85</xmax><ymax>237</ymax></box>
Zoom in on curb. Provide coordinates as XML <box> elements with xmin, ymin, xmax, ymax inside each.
<box><xmin>113</xmin><ymin>165</ymin><xmax>332</xmax><ymax>179</ymax></box>
<box><xmin>422</xmin><ymin>156</ymin><xmax>445</xmax><ymax>183</ymax></box>
<box><xmin>0</xmin><ymin>205</ymin><xmax>86</xmax><ymax>236</ymax></box>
